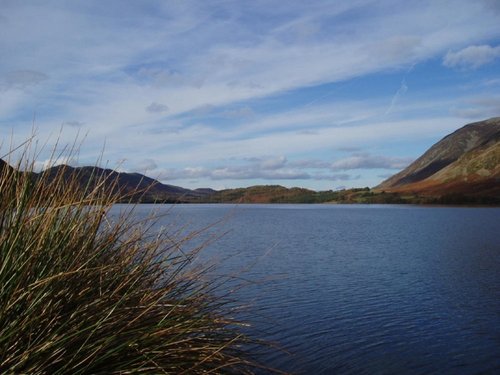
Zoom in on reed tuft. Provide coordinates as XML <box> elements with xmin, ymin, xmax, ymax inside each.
<box><xmin>0</xmin><ymin>144</ymin><xmax>270</xmax><ymax>374</ymax></box>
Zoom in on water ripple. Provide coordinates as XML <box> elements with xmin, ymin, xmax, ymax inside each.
<box><xmin>117</xmin><ymin>204</ymin><xmax>500</xmax><ymax>374</ymax></box>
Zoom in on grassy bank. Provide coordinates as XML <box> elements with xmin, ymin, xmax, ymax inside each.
<box><xmin>0</xmin><ymin>148</ymin><xmax>272</xmax><ymax>373</ymax></box>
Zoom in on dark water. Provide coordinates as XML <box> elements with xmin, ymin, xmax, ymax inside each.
<box><xmin>114</xmin><ymin>204</ymin><xmax>500</xmax><ymax>374</ymax></box>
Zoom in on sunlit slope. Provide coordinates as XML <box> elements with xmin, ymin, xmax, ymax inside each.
<box><xmin>377</xmin><ymin>117</ymin><xmax>500</xmax><ymax>198</ymax></box>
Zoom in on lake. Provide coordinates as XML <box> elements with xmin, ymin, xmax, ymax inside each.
<box><xmin>113</xmin><ymin>204</ymin><xmax>500</xmax><ymax>374</ymax></box>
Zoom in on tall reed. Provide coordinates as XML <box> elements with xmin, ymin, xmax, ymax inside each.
<box><xmin>0</xmin><ymin>145</ymin><xmax>269</xmax><ymax>374</ymax></box>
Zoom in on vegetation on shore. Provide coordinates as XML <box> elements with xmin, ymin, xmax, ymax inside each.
<box><xmin>198</xmin><ymin>186</ymin><xmax>499</xmax><ymax>205</ymax></box>
<box><xmin>0</xmin><ymin>146</ymin><xmax>273</xmax><ymax>373</ymax></box>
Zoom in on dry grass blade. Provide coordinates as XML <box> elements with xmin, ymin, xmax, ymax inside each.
<box><xmin>0</xmin><ymin>139</ymin><xmax>282</xmax><ymax>374</ymax></box>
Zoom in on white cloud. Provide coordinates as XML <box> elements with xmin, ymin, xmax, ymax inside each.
<box><xmin>137</xmin><ymin>68</ymin><xmax>184</xmax><ymax>87</ymax></box>
<box><xmin>160</xmin><ymin>165</ymin><xmax>310</xmax><ymax>181</ymax></box>
<box><xmin>138</xmin><ymin>151</ymin><xmax>411</xmax><ymax>184</ymax></box>
<box><xmin>62</xmin><ymin>120</ymin><xmax>84</xmax><ymax>128</ymax></box>
<box><xmin>330</xmin><ymin>154</ymin><xmax>414</xmax><ymax>171</ymax></box>
<box><xmin>149</xmin><ymin>154</ymin><xmax>361</xmax><ymax>183</ymax></box>
<box><xmin>132</xmin><ymin>158</ymin><xmax>158</xmax><ymax>173</ymax></box>
<box><xmin>1</xmin><ymin>70</ymin><xmax>48</xmax><ymax>90</ymax></box>
<box><xmin>483</xmin><ymin>78</ymin><xmax>500</xmax><ymax>86</ymax></box>
<box><xmin>2</xmin><ymin>0</ymin><xmax>499</xmax><ymax>127</ymax></box>
<box><xmin>32</xmin><ymin>156</ymin><xmax>76</xmax><ymax>172</ymax></box>
<box><xmin>258</xmin><ymin>155</ymin><xmax>287</xmax><ymax>170</ymax></box>
<box><xmin>312</xmin><ymin>173</ymin><xmax>354</xmax><ymax>181</ymax></box>
<box><xmin>146</xmin><ymin>102</ymin><xmax>169</xmax><ymax>113</ymax></box>
<box><xmin>1</xmin><ymin>1</ymin><xmax>499</xmax><ymax>188</ymax></box>
<box><xmin>290</xmin><ymin>159</ymin><xmax>330</xmax><ymax>169</ymax></box>
<box><xmin>450</xmin><ymin>96</ymin><xmax>500</xmax><ymax>119</ymax></box>
<box><xmin>443</xmin><ymin>44</ymin><xmax>500</xmax><ymax>69</ymax></box>
<box><xmin>220</xmin><ymin>106</ymin><xmax>255</xmax><ymax>119</ymax></box>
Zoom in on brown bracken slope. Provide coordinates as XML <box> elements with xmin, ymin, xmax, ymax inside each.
<box><xmin>377</xmin><ymin>117</ymin><xmax>500</xmax><ymax>199</ymax></box>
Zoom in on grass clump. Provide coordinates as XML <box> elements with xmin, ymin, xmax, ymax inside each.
<box><xmin>0</xmin><ymin>146</ymin><xmax>268</xmax><ymax>374</ymax></box>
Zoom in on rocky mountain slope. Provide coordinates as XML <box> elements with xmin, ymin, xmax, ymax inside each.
<box><xmin>377</xmin><ymin>117</ymin><xmax>500</xmax><ymax>199</ymax></box>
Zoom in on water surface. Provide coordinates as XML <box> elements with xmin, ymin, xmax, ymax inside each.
<box><xmin>114</xmin><ymin>204</ymin><xmax>500</xmax><ymax>374</ymax></box>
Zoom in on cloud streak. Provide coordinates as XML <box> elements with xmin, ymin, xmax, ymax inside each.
<box><xmin>451</xmin><ymin>96</ymin><xmax>500</xmax><ymax>119</ymax></box>
<box><xmin>330</xmin><ymin>154</ymin><xmax>413</xmax><ymax>171</ymax></box>
<box><xmin>137</xmin><ymin>153</ymin><xmax>412</xmax><ymax>186</ymax></box>
<box><xmin>1</xmin><ymin>70</ymin><xmax>48</xmax><ymax>90</ymax></box>
<box><xmin>443</xmin><ymin>44</ymin><xmax>500</xmax><ymax>70</ymax></box>
<box><xmin>385</xmin><ymin>78</ymin><xmax>408</xmax><ymax>115</ymax></box>
<box><xmin>1</xmin><ymin>1</ymin><xmax>499</xmax><ymax>189</ymax></box>
<box><xmin>146</xmin><ymin>102</ymin><xmax>169</xmax><ymax>113</ymax></box>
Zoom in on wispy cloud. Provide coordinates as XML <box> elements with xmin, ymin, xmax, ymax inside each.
<box><xmin>62</xmin><ymin>120</ymin><xmax>84</xmax><ymax>128</ymax></box>
<box><xmin>443</xmin><ymin>44</ymin><xmax>500</xmax><ymax>70</ymax></box>
<box><xmin>1</xmin><ymin>1</ymin><xmax>499</xmax><ymax>189</ymax></box>
<box><xmin>1</xmin><ymin>70</ymin><xmax>48</xmax><ymax>90</ymax></box>
<box><xmin>146</xmin><ymin>102</ymin><xmax>169</xmax><ymax>113</ymax></box>
<box><xmin>159</xmin><ymin>165</ymin><xmax>311</xmax><ymax>181</ymax></box>
<box><xmin>451</xmin><ymin>96</ymin><xmax>500</xmax><ymax>119</ymax></box>
<box><xmin>330</xmin><ymin>154</ymin><xmax>413</xmax><ymax>171</ymax></box>
<box><xmin>134</xmin><ymin>158</ymin><xmax>158</xmax><ymax>173</ymax></box>
<box><xmin>32</xmin><ymin>156</ymin><xmax>78</xmax><ymax>173</ymax></box>
<box><xmin>385</xmin><ymin>78</ymin><xmax>408</xmax><ymax>115</ymax></box>
<box><xmin>220</xmin><ymin>106</ymin><xmax>255</xmax><ymax>119</ymax></box>
<box><xmin>164</xmin><ymin>167</ymin><xmax>356</xmax><ymax>183</ymax></box>
<box><xmin>136</xmin><ymin>152</ymin><xmax>412</xmax><ymax>186</ymax></box>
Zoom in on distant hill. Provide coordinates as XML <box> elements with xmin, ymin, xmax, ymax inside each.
<box><xmin>201</xmin><ymin>185</ymin><xmax>338</xmax><ymax>203</ymax></box>
<box><xmin>0</xmin><ymin>162</ymin><xmax>214</xmax><ymax>203</ymax></box>
<box><xmin>377</xmin><ymin>117</ymin><xmax>500</xmax><ymax>202</ymax></box>
<box><xmin>2</xmin><ymin>117</ymin><xmax>499</xmax><ymax>205</ymax></box>
<box><xmin>40</xmin><ymin>165</ymin><xmax>205</xmax><ymax>202</ymax></box>
<box><xmin>31</xmin><ymin>168</ymin><xmax>341</xmax><ymax>203</ymax></box>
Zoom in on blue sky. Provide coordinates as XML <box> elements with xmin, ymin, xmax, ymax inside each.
<box><xmin>1</xmin><ymin>0</ymin><xmax>499</xmax><ymax>190</ymax></box>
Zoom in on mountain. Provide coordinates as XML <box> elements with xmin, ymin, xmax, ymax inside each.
<box><xmin>31</xmin><ymin>168</ymin><xmax>341</xmax><ymax>204</ymax></box>
<box><xmin>377</xmin><ymin>117</ymin><xmax>500</xmax><ymax>201</ymax></box>
<box><xmin>1</xmin><ymin>161</ymin><xmax>336</xmax><ymax>203</ymax></box>
<box><xmin>16</xmin><ymin>164</ymin><xmax>213</xmax><ymax>203</ymax></box>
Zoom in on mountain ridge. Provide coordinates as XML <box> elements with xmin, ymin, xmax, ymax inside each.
<box><xmin>377</xmin><ymin>117</ymin><xmax>500</xmax><ymax>199</ymax></box>
<box><xmin>39</xmin><ymin>164</ymin><xmax>211</xmax><ymax>202</ymax></box>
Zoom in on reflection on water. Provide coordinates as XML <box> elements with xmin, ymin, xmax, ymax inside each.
<box><xmin>111</xmin><ymin>204</ymin><xmax>500</xmax><ymax>374</ymax></box>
